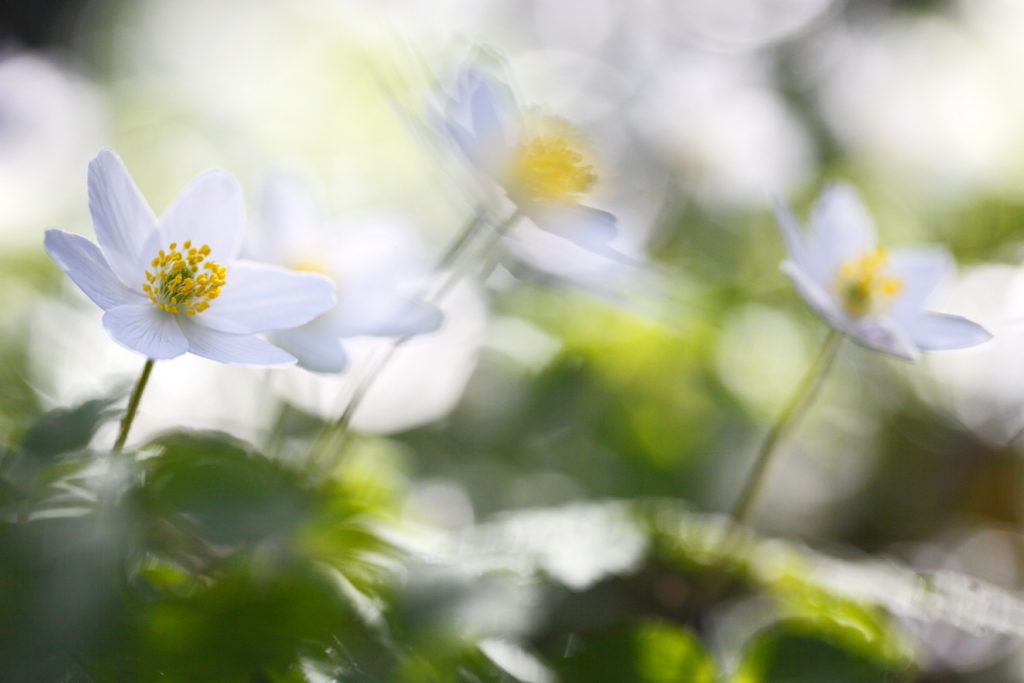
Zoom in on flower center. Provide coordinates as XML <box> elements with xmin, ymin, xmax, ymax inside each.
<box><xmin>141</xmin><ymin>240</ymin><xmax>226</xmax><ymax>315</ymax></box>
<box><xmin>509</xmin><ymin>117</ymin><xmax>596</xmax><ymax>202</ymax></box>
<box><xmin>834</xmin><ymin>248</ymin><xmax>903</xmax><ymax>317</ymax></box>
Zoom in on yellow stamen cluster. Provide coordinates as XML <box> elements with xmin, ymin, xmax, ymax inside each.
<box><xmin>141</xmin><ymin>240</ymin><xmax>226</xmax><ymax>316</ymax></box>
<box><xmin>510</xmin><ymin>116</ymin><xmax>596</xmax><ymax>202</ymax></box>
<box><xmin>834</xmin><ymin>247</ymin><xmax>903</xmax><ymax>317</ymax></box>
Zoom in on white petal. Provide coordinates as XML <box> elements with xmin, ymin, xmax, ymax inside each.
<box><xmin>908</xmin><ymin>313</ymin><xmax>992</xmax><ymax>351</ymax></box>
<box><xmin>807</xmin><ymin>182</ymin><xmax>877</xmax><ymax>280</ymax></box>
<box><xmin>447</xmin><ymin>68</ymin><xmax>516</xmax><ymax>179</ymax></box>
<box><xmin>527</xmin><ymin>203</ymin><xmax>619</xmax><ymax>257</ymax></box>
<box><xmin>468</xmin><ymin>70</ymin><xmax>513</xmax><ymax>170</ymax></box>
<box><xmin>199</xmin><ymin>261</ymin><xmax>336</xmax><ymax>334</ymax></box>
<box><xmin>850</xmin><ymin>316</ymin><xmax>920</xmax><ymax>361</ymax></box>
<box><xmin>44</xmin><ymin>229</ymin><xmax>142</xmax><ymax>310</ymax></box>
<box><xmin>269</xmin><ymin>325</ymin><xmax>348</xmax><ymax>373</ymax></box>
<box><xmin>160</xmin><ymin>170</ymin><xmax>245</xmax><ymax>264</ymax></box>
<box><xmin>334</xmin><ymin>294</ymin><xmax>442</xmax><ymax>339</ymax></box>
<box><xmin>102</xmin><ymin>304</ymin><xmax>188</xmax><ymax>360</ymax></box>
<box><xmin>783</xmin><ymin>261</ymin><xmax>918</xmax><ymax>359</ymax></box>
<box><xmin>179</xmin><ymin>319</ymin><xmax>295</xmax><ymax>367</ymax></box>
<box><xmin>773</xmin><ymin>196</ymin><xmax>809</xmax><ymax>272</ymax></box>
<box><xmin>886</xmin><ymin>246</ymin><xmax>951</xmax><ymax>323</ymax></box>
<box><xmin>87</xmin><ymin>149</ymin><xmax>159</xmax><ymax>286</ymax></box>
<box><xmin>781</xmin><ymin>261</ymin><xmax>847</xmax><ymax>329</ymax></box>
<box><xmin>253</xmin><ymin>172</ymin><xmax>319</xmax><ymax>260</ymax></box>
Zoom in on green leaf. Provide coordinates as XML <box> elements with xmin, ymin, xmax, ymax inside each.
<box><xmin>20</xmin><ymin>395</ymin><xmax>121</xmax><ymax>458</ymax></box>
<box><xmin>142</xmin><ymin>557</ymin><xmax>356</xmax><ymax>680</ymax></box>
<box><xmin>555</xmin><ymin>620</ymin><xmax>716</xmax><ymax>683</ymax></box>
<box><xmin>734</xmin><ymin>619</ymin><xmax>914</xmax><ymax>683</ymax></box>
<box><xmin>140</xmin><ymin>430</ymin><xmax>312</xmax><ymax>546</ymax></box>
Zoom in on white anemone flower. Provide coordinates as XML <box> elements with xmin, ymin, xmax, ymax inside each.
<box><xmin>249</xmin><ymin>174</ymin><xmax>442</xmax><ymax>373</ymax></box>
<box><xmin>444</xmin><ymin>65</ymin><xmax>619</xmax><ymax>257</ymax></box>
<box><xmin>774</xmin><ymin>183</ymin><xmax>991</xmax><ymax>360</ymax></box>
<box><xmin>43</xmin><ymin>149</ymin><xmax>336</xmax><ymax>366</ymax></box>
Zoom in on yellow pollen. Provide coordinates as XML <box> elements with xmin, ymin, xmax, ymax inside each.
<box><xmin>509</xmin><ymin>116</ymin><xmax>596</xmax><ymax>202</ymax></box>
<box><xmin>141</xmin><ymin>240</ymin><xmax>226</xmax><ymax>316</ymax></box>
<box><xmin>834</xmin><ymin>248</ymin><xmax>903</xmax><ymax>317</ymax></box>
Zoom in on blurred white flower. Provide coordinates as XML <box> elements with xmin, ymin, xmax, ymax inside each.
<box><xmin>44</xmin><ymin>149</ymin><xmax>335</xmax><ymax>365</ymax></box>
<box><xmin>814</xmin><ymin>18</ymin><xmax>1018</xmax><ymax>203</ymax></box>
<box><xmin>444</xmin><ymin>63</ymin><xmax>620</xmax><ymax>257</ymax></box>
<box><xmin>775</xmin><ymin>183</ymin><xmax>990</xmax><ymax>359</ymax></box>
<box><xmin>248</xmin><ymin>174</ymin><xmax>442</xmax><ymax>373</ymax></box>
<box><xmin>630</xmin><ymin>52</ymin><xmax>815</xmax><ymax>207</ymax></box>
<box><xmin>0</xmin><ymin>51</ymin><xmax>107</xmax><ymax>244</ymax></box>
<box><xmin>918</xmin><ymin>264</ymin><xmax>1024</xmax><ymax>445</ymax></box>
<box><xmin>273</xmin><ymin>276</ymin><xmax>486</xmax><ymax>433</ymax></box>
<box><xmin>667</xmin><ymin>0</ymin><xmax>837</xmax><ymax>51</ymax></box>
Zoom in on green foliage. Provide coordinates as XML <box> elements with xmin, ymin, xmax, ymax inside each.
<box><xmin>20</xmin><ymin>395</ymin><xmax>121</xmax><ymax>459</ymax></box>
<box><xmin>554</xmin><ymin>620</ymin><xmax>717</xmax><ymax>683</ymax></box>
<box><xmin>734</xmin><ymin>619</ymin><xmax>913</xmax><ymax>683</ymax></box>
<box><xmin>140</xmin><ymin>430</ymin><xmax>313</xmax><ymax>546</ymax></box>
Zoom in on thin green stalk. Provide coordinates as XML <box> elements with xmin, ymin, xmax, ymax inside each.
<box><xmin>112</xmin><ymin>358</ymin><xmax>155</xmax><ymax>454</ymax></box>
<box><xmin>728</xmin><ymin>329</ymin><xmax>843</xmax><ymax>527</ymax></box>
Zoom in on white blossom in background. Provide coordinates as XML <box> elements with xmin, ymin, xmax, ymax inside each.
<box><xmin>248</xmin><ymin>174</ymin><xmax>441</xmax><ymax>373</ymax></box>
<box><xmin>443</xmin><ymin>62</ymin><xmax>621</xmax><ymax>258</ymax></box>
<box><xmin>630</xmin><ymin>52</ymin><xmax>815</xmax><ymax>208</ymax></box>
<box><xmin>814</xmin><ymin>18</ymin><xmax>1020</xmax><ymax>204</ymax></box>
<box><xmin>44</xmin><ymin>149</ymin><xmax>335</xmax><ymax>365</ymax></box>
<box><xmin>917</xmin><ymin>264</ymin><xmax>1024</xmax><ymax>446</ymax></box>
<box><xmin>273</xmin><ymin>277</ymin><xmax>487</xmax><ymax>434</ymax></box>
<box><xmin>0</xmin><ymin>52</ymin><xmax>107</xmax><ymax>245</ymax></box>
<box><xmin>775</xmin><ymin>183</ymin><xmax>990</xmax><ymax>359</ymax></box>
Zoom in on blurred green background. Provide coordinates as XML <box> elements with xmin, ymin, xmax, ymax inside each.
<box><xmin>5</xmin><ymin>0</ymin><xmax>1024</xmax><ymax>680</ymax></box>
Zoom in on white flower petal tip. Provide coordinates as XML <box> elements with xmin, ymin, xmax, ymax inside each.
<box><xmin>161</xmin><ymin>169</ymin><xmax>246</xmax><ymax>262</ymax></box>
<box><xmin>774</xmin><ymin>183</ymin><xmax>989</xmax><ymax>360</ymax></box>
<box><xmin>51</xmin><ymin>148</ymin><xmax>334</xmax><ymax>367</ymax></box>
<box><xmin>43</xmin><ymin>229</ymin><xmax>140</xmax><ymax>311</ymax></box>
<box><xmin>270</xmin><ymin>327</ymin><xmax>348</xmax><ymax>374</ymax></box>
<box><xmin>87</xmin><ymin>148</ymin><xmax>159</xmax><ymax>286</ymax></box>
<box><xmin>911</xmin><ymin>313</ymin><xmax>993</xmax><ymax>351</ymax></box>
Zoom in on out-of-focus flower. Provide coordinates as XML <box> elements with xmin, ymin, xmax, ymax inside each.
<box><xmin>916</xmin><ymin>264</ymin><xmax>1024</xmax><ymax>446</ymax></box>
<box><xmin>774</xmin><ymin>183</ymin><xmax>991</xmax><ymax>359</ymax></box>
<box><xmin>813</xmin><ymin>18</ymin><xmax>1017</xmax><ymax>205</ymax></box>
<box><xmin>248</xmin><ymin>174</ymin><xmax>442</xmax><ymax>373</ymax></box>
<box><xmin>630</xmin><ymin>53</ymin><xmax>815</xmax><ymax>208</ymax></box>
<box><xmin>44</xmin><ymin>149</ymin><xmax>335</xmax><ymax>365</ymax></box>
<box><xmin>0</xmin><ymin>52</ymin><xmax>107</xmax><ymax>244</ymax></box>
<box><xmin>444</xmin><ymin>63</ymin><xmax>619</xmax><ymax>257</ymax></box>
<box><xmin>272</xmin><ymin>276</ymin><xmax>486</xmax><ymax>434</ymax></box>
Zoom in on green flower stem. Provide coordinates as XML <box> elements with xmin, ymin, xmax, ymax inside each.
<box><xmin>112</xmin><ymin>358</ymin><xmax>155</xmax><ymax>454</ymax></box>
<box><xmin>728</xmin><ymin>328</ymin><xmax>843</xmax><ymax>528</ymax></box>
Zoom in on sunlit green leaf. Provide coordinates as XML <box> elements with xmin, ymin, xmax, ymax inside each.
<box><xmin>734</xmin><ymin>619</ymin><xmax>915</xmax><ymax>683</ymax></box>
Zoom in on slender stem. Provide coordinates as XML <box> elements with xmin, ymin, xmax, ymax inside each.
<box><xmin>728</xmin><ymin>329</ymin><xmax>843</xmax><ymax>527</ymax></box>
<box><xmin>434</xmin><ymin>208</ymin><xmax>487</xmax><ymax>273</ymax></box>
<box><xmin>112</xmin><ymin>358</ymin><xmax>155</xmax><ymax>454</ymax></box>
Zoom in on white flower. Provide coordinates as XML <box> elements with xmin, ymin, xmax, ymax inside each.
<box><xmin>444</xmin><ymin>64</ymin><xmax>620</xmax><ymax>257</ymax></box>
<box><xmin>44</xmin><ymin>149</ymin><xmax>336</xmax><ymax>366</ymax></box>
<box><xmin>774</xmin><ymin>183</ymin><xmax>991</xmax><ymax>360</ymax></box>
<box><xmin>248</xmin><ymin>174</ymin><xmax>442</xmax><ymax>373</ymax></box>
